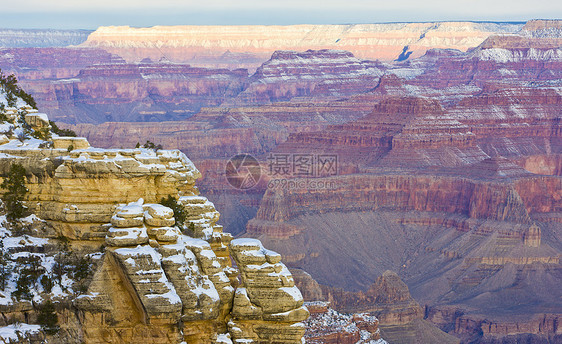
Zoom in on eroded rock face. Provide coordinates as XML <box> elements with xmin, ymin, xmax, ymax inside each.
<box><xmin>77</xmin><ymin>200</ymin><xmax>234</xmax><ymax>343</ymax></box>
<box><xmin>0</xmin><ymin>110</ymin><xmax>308</xmax><ymax>343</ymax></box>
<box><xmin>304</xmin><ymin>301</ymin><xmax>386</xmax><ymax>344</ymax></box>
<box><xmin>228</xmin><ymin>238</ymin><xmax>308</xmax><ymax>344</ymax></box>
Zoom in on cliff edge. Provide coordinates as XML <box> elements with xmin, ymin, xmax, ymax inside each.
<box><xmin>0</xmin><ymin>79</ymin><xmax>309</xmax><ymax>343</ymax></box>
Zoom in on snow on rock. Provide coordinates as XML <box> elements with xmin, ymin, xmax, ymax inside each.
<box><xmin>304</xmin><ymin>302</ymin><xmax>387</xmax><ymax>344</ymax></box>
<box><xmin>0</xmin><ymin>323</ymin><xmax>41</xmax><ymax>342</ymax></box>
<box><xmin>228</xmin><ymin>237</ymin><xmax>308</xmax><ymax>342</ymax></box>
<box><xmin>216</xmin><ymin>333</ymin><xmax>234</xmax><ymax>344</ymax></box>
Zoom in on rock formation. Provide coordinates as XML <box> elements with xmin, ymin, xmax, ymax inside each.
<box><xmin>80</xmin><ymin>23</ymin><xmax>522</xmax><ymax>68</ymax></box>
<box><xmin>304</xmin><ymin>301</ymin><xmax>387</xmax><ymax>344</ymax></box>
<box><xmin>0</xmin><ymin>92</ymin><xmax>308</xmax><ymax>343</ymax></box>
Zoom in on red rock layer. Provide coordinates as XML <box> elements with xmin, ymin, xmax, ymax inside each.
<box><xmin>0</xmin><ymin>47</ymin><xmax>123</xmax><ymax>80</ymax></box>
<box><xmin>247</xmin><ymin>173</ymin><xmax>550</xmax><ymax>235</ymax></box>
<box><xmin>229</xmin><ymin>50</ymin><xmax>384</xmax><ymax>105</ymax></box>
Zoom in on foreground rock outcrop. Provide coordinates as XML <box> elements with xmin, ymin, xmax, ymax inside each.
<box><xmin>295</xmin><ymin>271</ymin><xmax>459</xmax><ymax>344</ymax></box>
<box><xmin>0</xmin><ymin>93</ymin><xmax>308</xmax><ymax>343</ymax></box>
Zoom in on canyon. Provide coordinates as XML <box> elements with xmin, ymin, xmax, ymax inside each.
<box><xmin>1</xmin><ymin>19</ymin><xmax>562</xmax><ymax>343</ymax></box>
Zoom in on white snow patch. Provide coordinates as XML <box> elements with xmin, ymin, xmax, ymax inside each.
<box><xmin>0</xmin><ymin>324</ymin><xmax>41</xmax><ymax>341</ymax></box>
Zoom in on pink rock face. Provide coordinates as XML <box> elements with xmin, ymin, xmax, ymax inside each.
<box><xmin>24</xmin><ymin>62</ymin><xmax>249</xmax><ymax>123</ymax></box>
<box><xmin>0</xmin><ymin>47</ymin><xmax>123</xmax><ymax>80</ymax></box>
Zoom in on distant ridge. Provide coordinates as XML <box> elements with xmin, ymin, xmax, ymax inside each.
<box><xmin>80</xmin><ymin>22</ymin><xmax>523</xmax><ymax>66</ymax></box>
<box><xmin>0</xmin><ymin>29</ymin><xmax>92</xmax><ymax>48</ymax></box>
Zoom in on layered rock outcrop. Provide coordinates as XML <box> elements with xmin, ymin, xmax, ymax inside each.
<box><xmin>0</xmin><ymin>103</ymin><xmax>308</xmax><ymax>343</ymax></box>
<box><xmin>228</xmin><ymin>238</ymin><xmax>308</xmax><ymax>343</ymax></box>
<box><xmin>304</xmin><ymin>302</ymin><xmax>387</xmax><ymax>344</ymax></box>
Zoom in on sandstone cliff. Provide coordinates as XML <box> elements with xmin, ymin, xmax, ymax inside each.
<box><xmin>0</xmin><ymin>91</ymin><xmax>310</xmax><ymax>343</ymax></box>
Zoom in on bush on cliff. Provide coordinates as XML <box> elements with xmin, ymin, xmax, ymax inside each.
<box><xmin>37</xmin><ymin>300</ymin><xmax>60</xmax><ymax>335</ymax></box>
<box><xmin>49</xmin><ymin>120</ymin><xmax>76</xmax><ymax>137</ymax></box>
<box><xmin>0</xmin><ymin>241</ymin><xmax>11</xmax><ymax>291</ymax></box>
<box><xmin>159</xmin><ymin>195</ymin><xmax>186</xmax><ymax>228</ymax></box>
<box><xmin>137</xmin><ymin>140</ymin><xmax>163</xmax><ymax>151</ymax></box>
<box><xmin>13</xmin><ymin>273</ymin><xmax>31</xmax><ymax>300</ymax></box>
<box><xmin>1</xmin><ymin>164</ymin><xmax>28</xmax><ymax>221</ymax></box>
<box><xmin>0</xmin><ymin>68</ymin><xmax>37</xmax><ymax>109</ymax></box>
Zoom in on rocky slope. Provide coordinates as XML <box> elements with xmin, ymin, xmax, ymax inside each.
<box><xmin>0</xmin><ymin>82</ymin><xmax>314</xmax><ymax>343</ymax></box>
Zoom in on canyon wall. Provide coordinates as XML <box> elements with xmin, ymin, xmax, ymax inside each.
<box><xmin>81</xmin><ymin>22</ymin><xmax>522</xmax><ymax>68</ymax></box>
